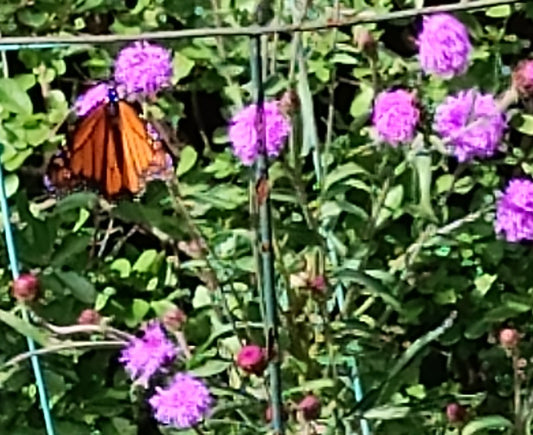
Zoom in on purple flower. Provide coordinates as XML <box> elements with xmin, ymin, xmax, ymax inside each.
<box><xmin>149</xmin><ymin>373</ymin><xmax>213</xmax><ymax>429</ymax></box>
<box><xmin>434</xmin><ymin>89</ymin><xmax>506</xmax><ymax>162</ymax></box>
<box><xmin>417</xmin><ymin>13</ymin><xmax>472</xmax><ymax>78</ymax></box>
<box><xmin>114</xmin><ymin>41</ymin><xmax>172</xmax><ymax>96</ymax></box>
<box><xmin>119</xmin><ymin>321</ymin><xmax>178</xmax><ymax>386</ymax></box>
<box><xmin>74</xmin><ymin>83</ymin><xmax>109</xmax><ymax>117</ymax></box>
<box><xmin>372</xmin><ymin>89</ymin><xmax>419</xmax><ymax>145</ymax></box>
<box><xmin>228</xmin><ymin>101</ymin><xmax>291</xmax><ymax>166</ymax></box>
<box><xmin>495</xmin><ymin>178</ymin><xmax>533</xmax><ymax>242</ymax></box>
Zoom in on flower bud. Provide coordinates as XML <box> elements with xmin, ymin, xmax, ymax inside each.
<box><xmin>352</xmin><ymin>27</ymin><xmax>377</xmax><ymax>59</ymax></box>
<box><xmin>163</xmin><ymin>307</ymin><xmax>187</xmax><ymax>331</ymax></box>
<box><xmin>499</xmin><ymin>328</ymin><xmax>520</xmax><ymax>349</ymax></box>
<box><xmin>298</xmin><ymin>394</ymin><xmax>321</xmax><ymax>421</ymax></box>
<box><xmin>236</xmin><ymin>344</ymin><xmax>268</xmax><ymax>375</ymax></box>
<box><xmin>309</xmin><ymin>275</ymin><xmax>327</xmax><ymax>295</ymax></box>
<box><xmin>77</xmin><ymin>309</ymin><xmax>101</xmax><ymax>325</ymax></box>
<box><xmin>12</xmin><ymin>273</ymin><xmax>39</xmax><ymax>302</ymax></box>
<box><xmin>446</xmin><ymin>403</ymin><xmax>466</xmax><ymax>423</ymax></box>
<box><xmin>512</xmin><ymin>60</ymin><xmax>533</xmax><ymax>98</ymax></box>
<box><xmin>278</xmin><ymin>89</ymin><xmax>300</xmax><ymax>117</ymax></box>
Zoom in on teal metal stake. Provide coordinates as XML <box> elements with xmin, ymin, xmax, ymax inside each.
<box><xmin>0</xmin><ymin>155</ymin><xmax>56</xmax><ymax>435</ymax></box>
<box><xmin>250</xmin><ymin>36</ymin><xmax>284</xmax><ymax>434</ymax></box>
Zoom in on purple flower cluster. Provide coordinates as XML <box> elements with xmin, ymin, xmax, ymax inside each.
<box><xmin>74</xmin><ymin>83</ymin><xmax>110</xmax><ymax>117</ymax></box>
<box><xmin>434</xmin><ymin>89</ymin><xmax>506</xmax><ymax>162</ymax></box>
<box><xmin>149</xmin><ymin>373</ymin><xmax>212</xmax><ymax>429</ymax></box>
<box><xmin>417</xmin><ymin>13</ymin><xmax>472</xmax><ymax>78</ymax></box>
<box><xmin>495</xmin><ymin>178</ymin><xmax>533</xmax><ymax>242</ymax></box>
<box><xmin>114</xmin><ymin>41</ymin><xmax>173</xmax><ymax>96</ymax></box>
<box><xmin>228</xmin><ymin>101</ymin><xmax>291</xmax><ymax>166</ymax></box>
<box><xmin>372</xmin><ymin>89</ymin><xmax>420</xmax><ymax>146</ymax></box>
<box><xmin>119</xmin><ymin>321</ymin><xmax>178</xmax><ymax>387</ymax></box>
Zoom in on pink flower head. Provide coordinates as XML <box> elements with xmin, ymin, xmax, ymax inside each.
<box><xmin>114</xmin><ymin>41</ymin><xmax>172</xmax><ymax>96</ymax></box>
<box><xmin>513</xmin><ymin>60</ymin><xmax>533</xmax><ymax>97</ymax></box>
<box><xmin>417</xmin><ymin>13</ymin><xmax>471</xmax><ymax>78</ymax></box>
<box><xmin>446</xmin><ymin>403</ymin><xmax>466</xmax><ymax>423</ymax></box>
<box><xmin>495</xmin><ymin>178</ymin><xmax>533</xmax><ymax>242</ymax></box>
<box><xmin>499</xmin><ymin>328</ymin><xmax>520</xmax><ymax>349</ymax></box>
<box><xmin>12</xmin><ymin>273</ymin><xmax>39</xmax><ymax>302</ymax></box>
<box><xmin>434</xmin><ymin>89</ymin><xmax>506</xmax><ymax>162</ymax></box>
<box><xmin>149</xmin><ymin>373</ymin><xmax>213</xmax><ymax>429</ymax></box>
<box><xmin>228</xmin><ymin>101</ymin><xmax>291</xmax><ymax>166</ymax></box>
<box><xmin>372</xmin><ymin>89</ymin><xmax>419</xmax><ymax>145</ymax></box>
<box><xmin>119</xmin><ymin>321</ymin><xmax>178</xmax><ymax>386</ymax></box>
<box><xmin>74</xmin><ymin>83</ymin><xmax>109</xmax><ymax>117</ymax></box>
<box><xmin>236</xmin><ymin>345</ymin><xmax>268</xmax><ymax>375</ymax></box>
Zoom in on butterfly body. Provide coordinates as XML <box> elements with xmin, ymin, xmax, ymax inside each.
<box><xmin>46</xmin><ymin>86</ymin><xmax>172</xmax><ymax>198</ymax></box>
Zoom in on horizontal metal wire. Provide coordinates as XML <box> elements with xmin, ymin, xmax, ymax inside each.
<box><xmin>0</xmin><ymin>0</ymin><xmax>522</xmax><ymax>50</ymax></box>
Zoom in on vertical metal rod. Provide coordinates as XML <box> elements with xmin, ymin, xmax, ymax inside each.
<box><xmin>0</xmin><ymin>162</ymin><xmax>56</xmax><ymax>435</ymax></box>
<box><xmin>250</xmin><ymin>36</ymin><xmax>284</xmax><ymax>434</ymax></box>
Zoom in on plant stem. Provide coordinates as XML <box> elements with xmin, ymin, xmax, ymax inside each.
<box><xmin>251</xmin><ymin>35</ymin><xmax>284</xmax><ymax>434</ymax></box>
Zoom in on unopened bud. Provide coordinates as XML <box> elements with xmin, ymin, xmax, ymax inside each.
<box><xmin>278</xmin><ymin>89</ymin><xmax>300</xmax><ymax>117</ymax></box>
<box><xmin>12</xmin><ymin>273</ymin><xmax>39</xmax><ymax>302</ymax></box>
<box><xmin>499</xmin><ymin>328</ymin><xmax>520</xmax><ymax>349</ymax></box>
<box><xmin>446</xmin><ymin>403</ymin><xmax>466</xmax><ymax>423</ymax></box>
<box><xmin>77</xmin><ymin>309</ymin><xmax>101</xmax><ymax>325</ymax></box>
<box><xmin>512</xmin><ymin>60</ymin><xmax>533</xmax><ymax>98</ymax></box>
<box><xmin>163</xmin><ymin>307</ymin><xmax>187</xmax><ymax>331</ymax></box>
<box><xmin>298</xmin><ymin>394</ymin><xmax>321</xmax><ymax>421</ymax></box>
<box><xmin>353</xmin><ymin>27</ymin><xmax>377</xmax><ymax>59</ymax></box>
<box><xmin>236</xmin><ymin>344</ymin><xmax>268</xmax><ymax>375</ymax></box>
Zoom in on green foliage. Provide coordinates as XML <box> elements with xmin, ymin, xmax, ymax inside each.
<box><xmin>0</xmin><ymin>0</ymin><xmax>532</xmax><ymax>434</ymax></box>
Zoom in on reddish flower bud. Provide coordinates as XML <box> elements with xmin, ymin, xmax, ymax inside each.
<box><xmin>278</xmin><ymin>89</ymin><xmax>300</xmax><ymax>117</ymax></box>
<box><xmin>353</xmin><ymin>27</ymin><xmax>377</xmax><ymax>59</ymax></box>
<box><xmin>499</xmin><ymin>328</ymin><xmax>520</xmax><ymax>349</ymax></box>
<box><xmin>163</xmin><ymin>307</ymin><xmax>187</xmax><ymax>331</ymax></box>
<box><xmin>12</xmin><ymin>273</ymin><xmax>39</xmax><ymax>302</ymax></box>
<box><xmin>309</xmin><ymin>275</ymin><xmax>327</xmax><ymax>294</ymax></box>
<box><xmin>236</xmin><ymin>344</ymin><xmax>268</xmax><ymax>375</ymax></box>
<box><xmin>512</xmin><ymin>60</ymin><xmax>533</xmax><ymax>98</ymax></box>
<box><xmin>298</xmin><ymin>394</ymin><xmax>321</xmax><ymax>421</ymax></box>
<box><xmin>446</xmin><ymin>403</ymin><xmax>466</xmax><ymax>423</ymax></box>
<box><xmin>77</xmin><ymin>309</ymin><xmax>101</xmax><ymax>325</ymax></box>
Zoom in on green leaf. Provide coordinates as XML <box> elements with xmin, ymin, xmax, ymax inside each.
<box><xmin>176</xmin><ymin>145</ymin><xmax>198</xmax><ymax>176</ymax></box>
<box><xmin>283</xmin><ymin>378</ymin><xmax>334</xmax><ymax>395</ymax></box>
<box><xmin>376</xmin><ymin>185</ymin><xmax>404</xmax><ymax>227</ymax></box>
<box><xmin>132</xmin><ymin>249</ymin><xmax>159</xmax><ymax>273</ymax></box>
<box><xmin>0</xmin><ymin>78</ymin><xmax>32</xmax><ymax>115</ymax></box>
<box><xmin>350</xmin><ymin>82</ymin><xmax>374</xmax><ymax>118</ymax></box>
<box><xmin>485</xmin><ymin>5</ymin><xmax>511</xmax><ymax>17</ymax></box>
<box><xmin>54</xmin><ymin>270</ymin><xmax>96</xmax><ymax>304</ymax></box>
<box><xmin>462</xmin><ymin>416</ymin><xmax>512</xmax><ymax>435</ymax></box>
<box><xmin>110</xmin><ymin>258</ymin><xmax>132</xmax><ymax>278</ymax></box>
<box><xmin>413</xmin><ymin>151</ymin><xmax>435</xmax><ymax>219</ymax></box>
<box><xmin>513</xmin><ymin>114</ymin><xmax>533</xmax><ymax>135</ymax></box>
<box><xmin>324</xmin><ymin>162</ymin><xmax>368</xmax><ymax>192</ymax></box>
<box><xmin>474</xmin><ymin>274</ymin><xmax>496</xmax><ymax>297</ymax></box>
<box><xmin>131</xmin><ymin>299</ymin><xmax>150</xmax><ymax>323</ymax></box>
<box><xmin>190</xmin><ymin>360</ymin><xmax>231</xmax><ymax>377</ymax></box>
<box><xmin>172</xmin><ymin>52</ymin><xmax>195</xmax><ymax>84</ymax></box>
<box><xmin>5</xmin><ymin>173</ymin><xmax>18</xmax><ymax>198</ymax></box>
<box><xmin>362</xmin><ymin>405</ymin><xmax>410</xmax><ymax>420</ymax></box>
<box><xmin>0</xmin><ymin>309</ymin><xmax>50</xmax><ymax>347</ymax></box>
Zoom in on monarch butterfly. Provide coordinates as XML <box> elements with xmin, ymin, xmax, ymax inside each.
<box><xmin>45</xmin><ymin>86</ymin><xmax>173</xmax><ymax>198</ymax></box>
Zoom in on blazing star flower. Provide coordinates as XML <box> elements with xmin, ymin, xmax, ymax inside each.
<box><xmin>119</xmin><ymin>321</ymin><xmax>178</xmax><ymax>386</ymax></box>
<box><xmin>114</xmin><ymin>41</ymin><xmax>172</xmax><ymax>96</ymax></box>
<box><xmin>372</xmin><ymin>89</ymin><xmax>419</xmax><ymax>145</ymax></box>
<box><xmin>228</xmin><ymin>101</ymin><xmax>291</xmax><ymax>166</ymax></box>
<box><xmin>512</xmin><ymin>59</ymin><xmax>533</xmax><ymax>98</ymax></box>
<box><xmin>74</xmin><ymin>83</ymin><xmax>109</xmax><ymax>117</ymax></box>
<box><xmin>149</xmin><ymin>373</ymin><xmax>213</xmax><ymax>429</ymax></box>
<box><xmin>495</xmin><ymin>178</ymin><xmax>533</xmax><ymax>242</ymax></box>
<box><xmin>417</xmin><ymin>13</ymin><xmax>472</xmax><ymax>78</ymax></box>
<box><xmin>434</xmin><ymin>89</ymin><xmax>506</xmax><ymax>162</ymax></box>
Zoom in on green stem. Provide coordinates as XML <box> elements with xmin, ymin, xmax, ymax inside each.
<box><xmin>251</xmin><ymin>35</ymin><xmax>284</xmax><ymax>434</ymax></box>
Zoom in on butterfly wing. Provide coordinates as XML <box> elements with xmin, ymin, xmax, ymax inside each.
<box><xmin>47</xmin><ymin>97</ymin><xmax>174</xmax><ymax>198</ymax></box>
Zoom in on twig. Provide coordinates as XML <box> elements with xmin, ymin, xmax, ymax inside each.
<box><xmin>4</xmin><ymin>340</ymin><xmax>125</xmax><ymax>367</ymax></box>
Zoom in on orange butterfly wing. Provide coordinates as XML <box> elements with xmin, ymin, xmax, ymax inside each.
<box><xmin>65</xmin><ymin>101</ymin><xmax>159</xmax><ymax>197</ymax></box>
